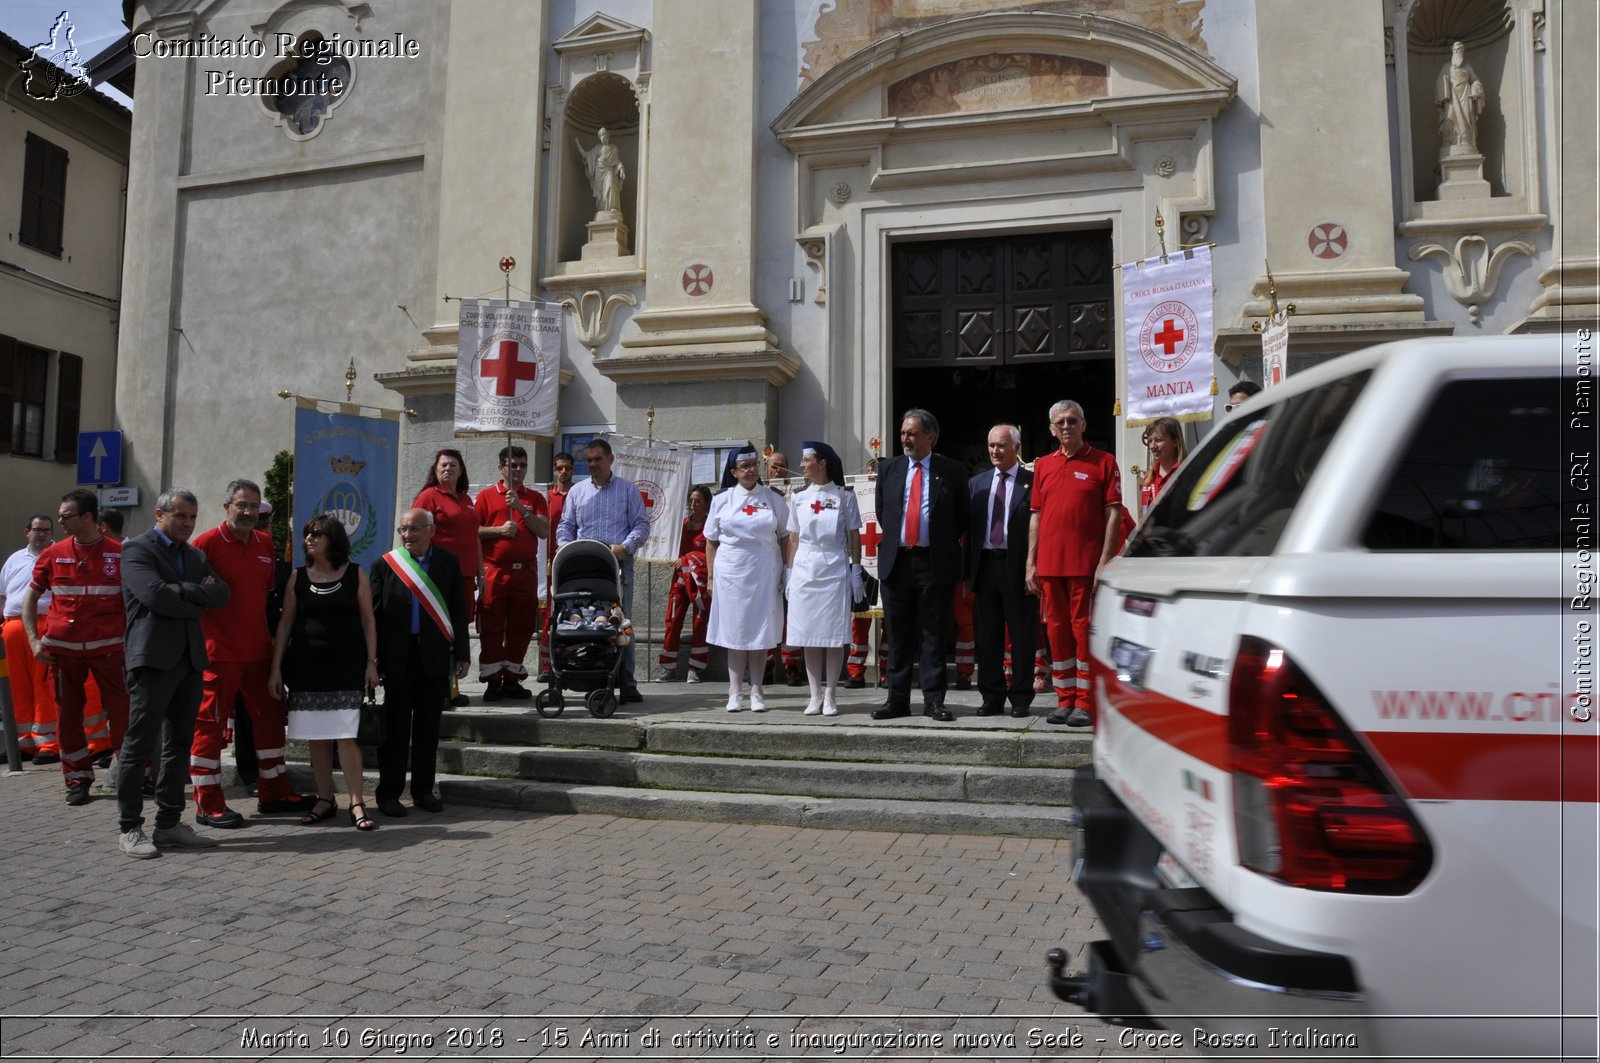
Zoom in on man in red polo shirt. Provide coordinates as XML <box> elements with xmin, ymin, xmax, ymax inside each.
<box><xmin>1025</xmin><ymin>399</ymin><xmax>1122</xmax><ymax>727</ymax></box>
<box><xmin>476</xmin><ymin>445</ymin><xmax>549</xmax><ymax>700</ymax></box>
<box><xmin>189</xmin><ymin>479</ymin><xmax>313</xmax><ymax>824</ymax></box>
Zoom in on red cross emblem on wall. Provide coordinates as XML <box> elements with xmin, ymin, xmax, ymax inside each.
<box><xmin>860</xmin><ymin>520</ymin><xmax>882</xmax><ymax>559</ymax></box>
<box><xmin>1153</xmin><ymin>319</ymin><xmax>1185</xmax><ymax>356</ymax></box>
<box><xmin>480</xmin><ymin>339</ymin><xmax>538</xmax><ymax>397</ymax></box>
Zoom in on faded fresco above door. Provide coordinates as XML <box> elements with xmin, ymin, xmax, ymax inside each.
<box><xmin>801</xmin><ymin>0</ymin><xmax>1209</xmax><ymax>84</ymax></box>
<box><xmin>887</xmin><ymin>53</ymin><xmax>1109</xmax><ymax>116</ymax></box>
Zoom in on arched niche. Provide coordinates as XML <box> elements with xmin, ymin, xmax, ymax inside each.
<box><xmin>542</xmin><ymin>13</ymin><xmax>650</xmax><ymax>288</ymax></box>
<box><xmin>1391</xmin><ymin>0</ymin><xmax>1546</xmax><ymax>233</ymax></box>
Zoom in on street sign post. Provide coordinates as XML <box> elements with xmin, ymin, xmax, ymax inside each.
<box><xmin>76</xmin><ymin>430</ymin><xmax>123</xmax><ymax>486</ymax></box>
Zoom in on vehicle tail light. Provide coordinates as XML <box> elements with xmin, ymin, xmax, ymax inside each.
<box><xmin>1228</xmin><ymin>636</ymin><xmax>1432</xmax><ymax>894</ymax></box>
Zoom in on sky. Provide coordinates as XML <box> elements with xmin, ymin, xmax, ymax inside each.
<box><xmin>3</xmin><ymin>0</ymin><xmax>134</xmax><ymax>108</ymax></box>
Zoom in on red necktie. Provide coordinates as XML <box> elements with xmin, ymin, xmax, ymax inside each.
<box><xmin>904</xmin><ymin>462</ymin><xmax>923</xmax><ymax>546</ymax></box>
<box><xmin>989</xmin><ymin>469</ymin><xmax>1007</xmax><ymax>547</ymax></box>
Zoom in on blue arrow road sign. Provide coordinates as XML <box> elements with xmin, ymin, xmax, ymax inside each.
<box><xmin>76</xmin><ymin>430</ymin><xmax>123</xmax><ymax>486</ymax></box>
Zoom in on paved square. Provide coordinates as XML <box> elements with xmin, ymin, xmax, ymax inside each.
<box><xmin>0</xmin><ymin>766</ymin><xmax>1168</xmax><ymax>1061</ymax></box>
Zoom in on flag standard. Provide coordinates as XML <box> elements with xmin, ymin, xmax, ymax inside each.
<box><xmin>610</xmin><ymin>439</ymin><xmax>692</xmax><ymax>563</ymax></box>
<box><xmin>455</xmin><ymin>299</ymin><xmax>561</xmax><ymax>436</ymax></box>
<box><xmin>1121</xmin><ymin>245</ymin><xmax>1215</xmax><ymax>424</ymax></box>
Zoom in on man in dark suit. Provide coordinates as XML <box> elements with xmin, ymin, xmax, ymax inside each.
<box><xmin>964</xmin><ymin>425</ymin><xmax>1037</xmax><ymax>718</ymax></box>
<box><xmin>370</xmin><ymin>507</ymin><xmax>470</xmax><ymax>816</ymax></box>
<box><xmin>117</xmin><ymin>488</ymin><xmax>232</xmax><ymax>858</ymax></box>
<box><xmin>873</xmin><ymin>408</ymin><xmax>970</xmax><ymax>722</ymax></box>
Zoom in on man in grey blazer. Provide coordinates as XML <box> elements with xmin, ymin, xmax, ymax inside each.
<box><xmin>963</xmin><ymin>424</ymin><xmax>1038</xmax><ymax>718</ymax></box>
<box><xmin>116</xmin><ymin>489</ymin><xmax>231</xmax><ymax>858</ymax></box>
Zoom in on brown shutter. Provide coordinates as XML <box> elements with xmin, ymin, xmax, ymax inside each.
<box><xmin>0</xmin><ymin>335</ymin><xmax>15</xmax><ymax>454</ymax></box>
<box><xmin>20</xmin><ymin>134</ymin><xmax>68</xmax><ymax>256</ymax></box>
<box><xmin>55</xmin><ymin>352</ymin><xmax>82</xmax><ymax>462</ymax></box>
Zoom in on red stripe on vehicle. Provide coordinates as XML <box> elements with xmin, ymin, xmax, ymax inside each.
<box><xmin>1093</xmin><ymin>657</ymin><xmax>1600</xmax><ymax>804</ymax></box>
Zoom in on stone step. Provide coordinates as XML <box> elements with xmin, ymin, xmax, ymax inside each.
<box><xmin>438</xmin><ymin>711</ymin><xmax>1093</xmax><ymax>767</ymax></box>
<box><xmin>434</xmin><ymin>773</ymin><xmax>1073</xmax><ymax>838</ymax></box>
<box><xmin>434</xmin><ymin>745</ymin><xmax>1074</xmax><ymax>805</ymax></box>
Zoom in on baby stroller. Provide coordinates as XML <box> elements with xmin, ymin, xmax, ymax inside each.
<box><xmin>536</xmin><ymin>539</ymin><xmax>632</xmax><ymax>718</ymax></box>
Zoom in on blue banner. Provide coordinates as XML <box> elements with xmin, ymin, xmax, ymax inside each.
<box><xmin>292</xmin><ymin>403</ymin><xmax>400</xmax><ymax>569</ymax></box>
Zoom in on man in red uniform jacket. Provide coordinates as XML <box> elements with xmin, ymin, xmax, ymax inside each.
<box><xmin>475</xmin><ymin>446</ymin><xmax>548</xmax><ymax>701</ymax></box>
<box><xmin>22</xmin><ymin>490</ymin><xmax>128</xmax><ymax>805</ymax></box>
<box><xmin>1026</xmin><ymin>400</ymin><xmax>1122</xmax><ymax>727</ymax></box>
<box><xmin>190</xmin><ymin>478</ymin><xmax>314</xmax><ymax>826</ymax></box>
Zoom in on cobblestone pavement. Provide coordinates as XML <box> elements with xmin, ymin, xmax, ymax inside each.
<box><xmin>0</xmin><ymin>765</ymin><xmax>1176</xmax><ymax>1063</ymax></box>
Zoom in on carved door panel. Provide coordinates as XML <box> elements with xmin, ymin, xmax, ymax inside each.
<box><xmin>891</xmin><ymin>230</ymin><xmax>1112</xmax><ymax>367</ymax></box>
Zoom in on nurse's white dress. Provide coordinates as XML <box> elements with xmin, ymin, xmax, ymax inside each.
<box><xmin>784</xmin><ymin>481</ymin><xmax>861</xmax><ymax>647</ymax></box>
<box><xmin>704</xmin><ymin>483</ymin><xmax>789</xmax><ymax>651</ymax></box>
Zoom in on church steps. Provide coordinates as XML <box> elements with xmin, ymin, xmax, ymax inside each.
<box><xmin>432</xmin><ymin>744</ymin><xmax>1075</xmax><ymax>806</ymax></box>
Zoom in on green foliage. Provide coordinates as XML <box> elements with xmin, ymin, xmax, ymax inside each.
<box><xmin>263</xmin><ymin>449</ymin><xmax>293</xmax><ymax>553</ymax></box>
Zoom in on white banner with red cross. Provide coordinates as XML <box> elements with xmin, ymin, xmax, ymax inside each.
<box><xmin>609</xmin><ymin>438</ymin><xmax>692</xmax><ymax>564</ymax></box>
<box><xmin>847</xmin><ymin>474</ymin><xmax>881</xmax><ymax>580</ymax></box>
<box><xmin>1120</xmin><ymin>245</ymin><xmax>1215</xmax><ymax>425</ymax></box>
<box><xmin>454</xmin><ymin>299</ymin><xmax>561</xmax><ymax>436</ymax></box>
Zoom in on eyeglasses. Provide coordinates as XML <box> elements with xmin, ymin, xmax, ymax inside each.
<box><xmin>734</xmin><ymin>460</ymin><xmax>760</xmax><ymax>470</ymax></box>
<box><xmin>304</xmin><ymin>530</ymin><xmax>327</xmax><ymax>540</ymax></box>
<box><xmin>28</xmin><ymin>525</ymin><xmax>52</xmax><ymax>533</ymax></box>
<box><xmin>397</xmin><ymin>525</ymin><xmax>428</xmax><ymax>535</ymax></box>
<box><xmin>57</xmin><ymin>510</ymin><xmax>81</xmax><ymax>521</ymax></box>
<box><xmin>1053</xmin><ymin>417</ymin><xmax>1083</xmax><ymax>428</ymax></box>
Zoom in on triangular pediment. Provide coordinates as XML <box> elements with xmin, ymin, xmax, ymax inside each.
<box><xmin>555</xmin><ymin>13</ymin><xmax>648</xmax><ymax>54</ymax></box>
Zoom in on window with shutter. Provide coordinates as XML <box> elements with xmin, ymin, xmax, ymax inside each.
<box><xmin>55</xmin><ymin>352</ymin><xmax>82</xmax><ymax>462</ymax></box>
<box><xmin>20</xmin><ymin>133</ymin><xmax>69</xmax><ymax>257</ymax></box>
<box><xmin>7</xmin><ymin>344</ymin><xmax>50</xmax><ymax>457</ymax></box>
<box><xmin>0</xmin><ymin>335</ymin><xmax>15</xmax><ymax>455</ymax></box>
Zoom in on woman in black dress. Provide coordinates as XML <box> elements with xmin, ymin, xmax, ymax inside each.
<box><xmin>268</xmin><ymin>514</ymin><xmax>380</xmax><ymax>830</ymax></box>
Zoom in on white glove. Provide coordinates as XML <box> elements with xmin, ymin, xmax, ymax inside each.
<box><xmin>782</xmin><ymin>567</ymin><xmax>793</xmax><ymax>600</ymax></box>
<box><xmin>849</xmin><ymin>564</ymin><xmax>866</xmax><ymax>599</ymax></box>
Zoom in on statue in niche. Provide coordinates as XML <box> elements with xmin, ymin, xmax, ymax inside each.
<box><xmin>575</xmin><ymin>126</ymin><xmax>626</xmax><ymax>218</ymax></box>
<box><xmin>1436</xmin><ymin>41</ymin><xmax>1486</xmax><ymax>157</ymax></box>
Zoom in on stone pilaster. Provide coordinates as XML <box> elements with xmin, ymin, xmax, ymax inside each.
<box><xmin>1515</xmin><ymin>0</ymin><xmax>1599</xmax><ymax>332</ymax></box>
<box><xmin>114</xmin><ymin>9</ymin><xmax>195</xmax><ymax>496</ymax></box>
<box><xmin>1246</xmin><ymin>0</ymin><xmax>1425</xmax><ymax>326</ymax></box>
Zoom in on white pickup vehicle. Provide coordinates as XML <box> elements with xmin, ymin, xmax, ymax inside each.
<box><xmin>1049</xmin><ymin>336</ymin><xmax>1597</xmax><ymax>1061</ymax></box>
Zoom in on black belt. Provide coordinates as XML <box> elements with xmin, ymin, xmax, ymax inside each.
<box><xmin>981</xmin><ymin>548</ymin><xmax>1008</xmax><ymax>556</ymax></box>
<box><xmin>903</xmin><ymin>546</ymin><xmax>929</xmax><ymax>555</ymax></box>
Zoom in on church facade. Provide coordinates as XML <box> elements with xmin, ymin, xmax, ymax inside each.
<box><xmin>111</xmin><ymin>0</ymin><xmax>1595</xmax><ymax>506</ymax></box>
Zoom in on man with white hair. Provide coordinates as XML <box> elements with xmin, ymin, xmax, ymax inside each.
<box><xmin>1025</xmin><ymin>401</ymin><xmax>1122</xmax><ymax>727</ymax></box>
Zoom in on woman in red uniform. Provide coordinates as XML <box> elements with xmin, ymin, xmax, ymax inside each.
<box><xmin>1138</xmin><ymin>417</ymin><xmax>1187</xmax><ymax>517</ymax></box>
<box><xmin>412</xmin><ymin>448</ymin><xmax>480</xmax><ymax>706</ymax></box>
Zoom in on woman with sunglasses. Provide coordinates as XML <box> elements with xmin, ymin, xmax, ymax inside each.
<box><xmin>705</xmin><ymin>447</ymin><xmax>792</xmax><ymax>713</ymax></box>
<box><xmin>268</xmin><ymin>514</ymin><xmax>380</xmax><ymax>830</ymax></box>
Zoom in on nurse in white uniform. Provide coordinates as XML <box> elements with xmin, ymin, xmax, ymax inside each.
<box><xmin>783</xmin><ymin>441</ymin><xmax>864</xmax><ymax>716</ymax></box>
<box><xmin>705</xmin><ymin>446</ymin><xmax>792</xmax><ymax>713</ymax></box>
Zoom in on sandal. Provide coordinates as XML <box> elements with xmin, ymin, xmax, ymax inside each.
<box><xmin>299</xmin><ymin>798</ymin><xmax>337</xmax><ymax>825</ymax></box>
<box><xmin>348</xmin><ymin>802</ymin><xmax>378</xmax><ymax>831</ymax></box>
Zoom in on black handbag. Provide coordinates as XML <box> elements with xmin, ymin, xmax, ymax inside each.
<box><xmin>357</xmin><ymin>686</ymin><xmax>383</xmax><ymax>746</ymax></box>
<box><xmin>850</xmin><ymin>564</ymin><xmax>879</xmax><ymax>612</ymax></box>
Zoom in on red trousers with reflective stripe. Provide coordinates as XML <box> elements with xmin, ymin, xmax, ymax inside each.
<box><xmin>658</xmin><ymin>572</ymin><xmax>709</xmax><ymax>675</ymax></box>
<box><xmin>3</xmin><ymin>617</ymin><xmax>59</xmax><ymax>755</ymax></box>
<box><xmin>950</xmin><ymin>584</ymin><xmax>974</xmax><ymax>679</ymax></box>
<box><xmin>192</xmin><ymin>659</ymin><xmax>291</xmax><ymax>813</ymax></box>
<box><xmin>846</xmin><ymin>616</ymin><xmax>886</xmax><ymax>680</ymax></box>
<box><xmin>478</xmin><ymin>566</ymin><xmax>539</xmax><ymax>681</ymax></box>
<box><xmin>50</xmin><ymin>652</ymin><xmax>127</xmax><ymax>787</ymax></box>
<box><xmin>1039</xmin><ymin>576</ymin><xmax>1093</xmax><ymax>716</ymax></box>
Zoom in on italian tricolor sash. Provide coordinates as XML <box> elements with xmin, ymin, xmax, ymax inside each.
<box><xmin>383</xmin><ymin>549</ymin><xmax>453</xmax><ymax>642</ymax></box>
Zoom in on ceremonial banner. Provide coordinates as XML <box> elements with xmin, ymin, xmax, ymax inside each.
<box><xmin>454</xmin><ymin>299</ymin><xmax>561</xmax><ymax>436</ymax></box>
<box><xmin>610</xmin><ymin>439</ymin><xmax>692</xmax><ymax>563</ymax></box>
<box><xmin>1261</xmin><ymin>316</ymin><xmax>1290</xmax><ymax>390</ymax></box>
<box><xmin>1121</xmin><ymin>245</ymin><xmax>1215</xmax><ymax>424</ymax></box>
<box><xmin>848</xmin><ymin>475</ymin><xmax>882</xmax><ymax>580</ymax></box>
<box><xmin>292</xmin><ymin>401</ymin><xmax>400</xmax><ymax>569</ymax></box>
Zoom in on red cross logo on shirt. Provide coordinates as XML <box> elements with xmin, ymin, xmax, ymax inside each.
<box><xmin>811</xmin><ymin>500</ymin><xmax>826</xmax><ymax>514</ymax></box>
<box><xmin>1153</xmin><ymin>319</ymin><xmax>1185</xmax><ymax>356</ymax></box>
<box><xmin>480</xmin><ymin>339</ymin><xmax>537</xmax><ymax>397</ymax></box>
<box><xmin>742</xmin><ymin>504</ymin><xmax>758</xmax><ymax>516</ymax></box>
<box><xmin>859</xmin><ymin>520</ymin><xmax>882</xmax><ymax>559</ymax></box>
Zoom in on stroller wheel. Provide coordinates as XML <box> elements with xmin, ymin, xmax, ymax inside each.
<box><xmin>535</xmin><ymin>688</ymin><xmax>565</xmax><ymax>718</ymax></box>
<box><xmin>586</xmin><ymin>689</ymin><xmax>618</xmax><ymax>718</ymax></box>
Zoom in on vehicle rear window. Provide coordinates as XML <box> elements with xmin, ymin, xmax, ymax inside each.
<box><xmin>1125</xmin><ymin>370</ymin><xmax>1371</xmax><ymax>558</ymax></box>
<box><xmin>1363</xmin><ymin>377</ymin><xmax>1566</xmax><ymax>550</ymax></box>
